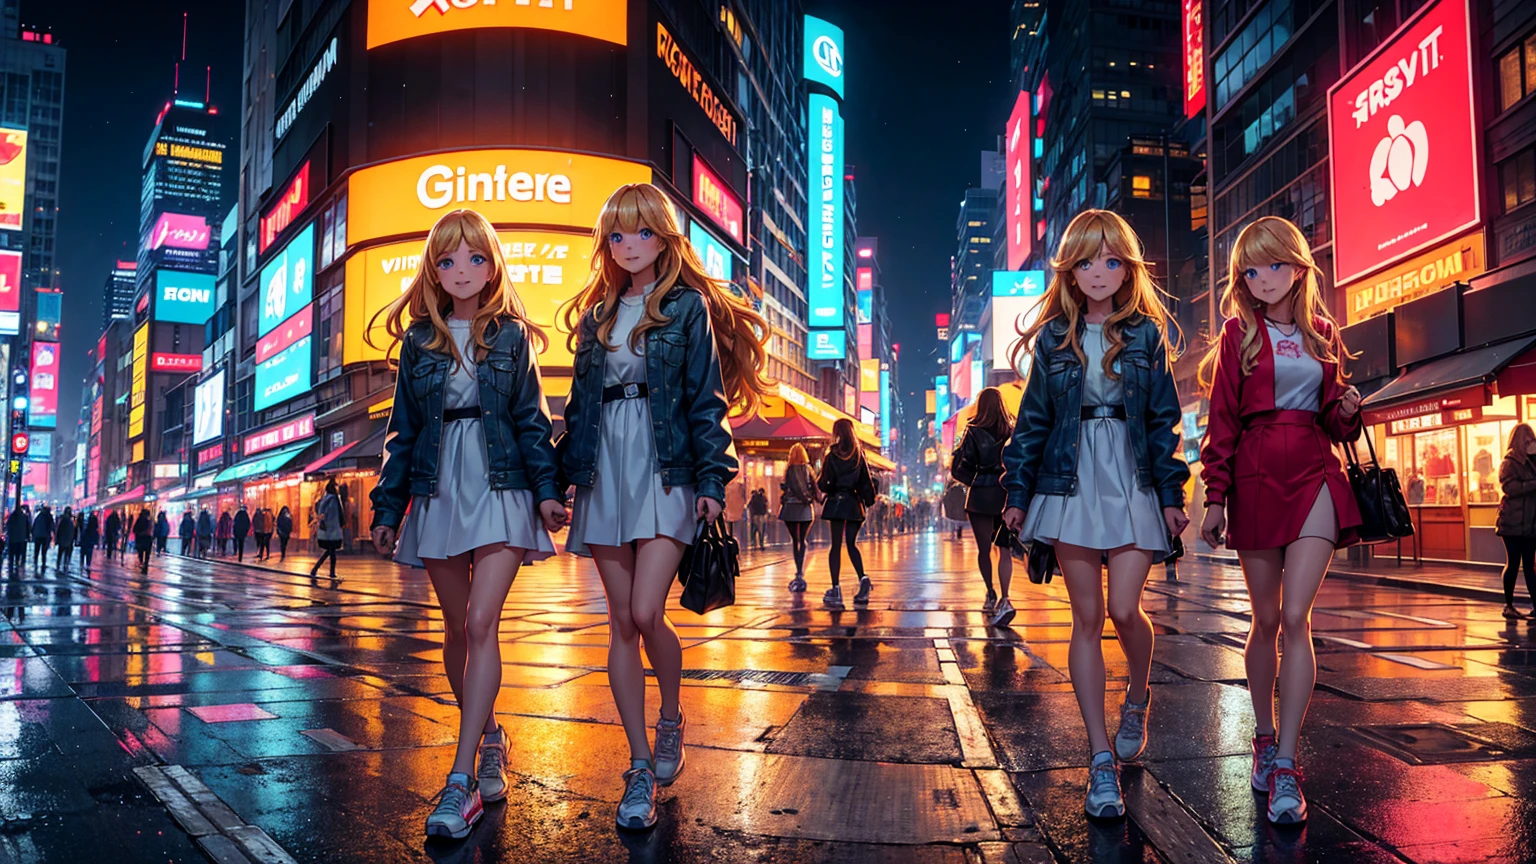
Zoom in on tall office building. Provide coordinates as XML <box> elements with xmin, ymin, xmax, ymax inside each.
<box><xmin>0</xmin><ymin>13</ymin><xmax>63</xmax><ymax>314</ymax></box>
<box><xmin>101</xmin><ymin>259</ymin><xmax>136</xmax><ymax>328</ymax></box>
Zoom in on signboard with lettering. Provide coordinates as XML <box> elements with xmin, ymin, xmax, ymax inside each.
<box><xmin>1345</xmin><ymin>232</ymin><xmax>1485</xmax><ymax>324</ymax></box>
<box><xmin>153</xmin><ymin>270</ymin><xmax>217</xmax><ymax>325</ymax></box>
<box><xmin>807</xmin><ymin>92</ymin><xmax>845</xmax><ymax>328</ymax></box>
<box><xmin>260</xmin><ymin>162</ymin><xmax>310</xmax><ymax>254</ymax></box>
<box><xmin>366</xmin><ymin>0</ymin><xmax>626</xmax><ymax>50</ymax></box>
<box><xmin>692</xmin><ymin>154</ymin><xmax>743</xmax><ymax>244</ymax></box>
<box><xmin>244</xmin><ymin>411</ymin><xmax>317</xmax><ymax>456</ymax></box>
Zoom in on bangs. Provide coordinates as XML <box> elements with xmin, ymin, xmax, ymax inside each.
<box><xmin>599</xmin><ymin>184</ymin><xmax>682</xmax><ymax>238</ymax></box>
<box><xmin>426</xmin><ymin>210</ymin><xmax>500</xmax><ymax>262</ymax></box>
<box><xmin>1052</xmin><ymin>211</ymin><xmax>1144</xmax><ymax>271</ymax></box>
<box><xmin>1233</xmin><ymin>219</ymin><xmax>1309</xmax><ymax>272</ymax></box>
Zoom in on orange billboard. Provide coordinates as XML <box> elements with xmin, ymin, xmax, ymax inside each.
<box><xmin>346</xmin><ymin>149</ymin><xmax>650</xmax><ymax>247</ymax></box>
<box><xmin>344</xmin><ymin>229</ymin><xmax>595</xmax><ymax>368</ymax></box>
<box><xmin>367</xmin><ymin>0</ymin><xmax>627</xmax><ymax>50</ymax></box>
<box><xmin>0</xmin><ymin>130</ymin><xmax>26</xmax><ymax>231</ymax></box>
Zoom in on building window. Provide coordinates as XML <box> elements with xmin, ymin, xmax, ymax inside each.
<box><xmin>1502</xmin><ymin>148</ymin><xmax>1536</xmax><ymax>213</ymax></box>
<box><xmin>1498</xmin><ymin>32</ymin><xmax>1536</xmax><ymax>113</ymax></box>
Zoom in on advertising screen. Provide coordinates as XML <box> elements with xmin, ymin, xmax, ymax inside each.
<box><xmin>0</xmin><ymin>129</ymin><xmax>25</xmax><ymax>231</ymax></box>
<box><xmin>1182</xmin><ymin>0</ymin><xmax>1206</xmax><ymax>117</ymax></box>
<box><xmin>149</xmin><ymin>212</ymin><xmax>211</xmax><ymax>251</ymax></box>
<box><xmin>193</xmin><ymin>369</ymin><xmax>225</xmax><ymax>446</ymax></box>
<box><xmin>992</xmin><ymin>270</ymin><xmax>1047</xmax><ymax>370</ymax></box>
<box><xmin>688</xmin><ymin>220</ymin><xmax>731</xmax><ymax>284</ymax></box>
<box><xmin>25</xmin><ymin>431</ymin><xmax>51</xmax><ymax>462</ymax></box>
<box><xmin>259</xmin><ymin>223</ymin><xmax>314</xmax><ymax>336</ymax></box>
<box><xmin>344</xmin><ymin>229</ymin><xmax>595</xmax><ymax>367</ymax></box>
<box><xmin>154</xmin><ymin>270</ymin><xmax>218</xmax><ymax>325</ymax></box>
<box><xmin>254</xmin><ymin>305</ymin><xmax>313</xmax><ymax>412</ymax></box>
<box><xmin>880</xmin><ymin>370</ymin><xmax>892</xmax><ymax>446</ymax></box>
<box><xmin>28</xmin><ymin>341</ymin><xmax>57</xmax><ymax>428</ymax></box>
<box><xmin>151</xmin><ymin>353</ymin><xmax>204</xmax><ymax>373</ymax></box>
<box><xmin>1328</xmin><ymin>0</ymin><xmax>1478</xmax><ymax>286</ymax></box>
<box><xmin>129</xmin><ymin>324</ymin><xmax>147</xmax><ymax>439</ymax></box>
<box><xmin>807</xmin><ymin>93</ymin><xmax>845</xmax><ymax>328</ymax></box>
<box><xmin>35</xmin><ymin>290</ymin><xmax>60</xmax><ymax>341</ymax></box>
<box><xmin>691</xmin><ymin>155</ymin><xmax>744</xmax><ymax>244</ymax></box>
<box><xmin>244</xmin><ymin>412</ymin><xmax>316</xmax><ymax>457</ymax></box>
<box><xmin>1006</xmin><ymin>91</ymin><xmax>1032</xmax><ymax>270</ymax></box>
<box><xmin>367</xmin><ymin>0</ymin><xmax>626</xmax><ymax>50</ymax></box>
<box><xmin>261</xmin><ymin>162</ymin><xmax>310</xmax><ymax>253</ymax></box>
<box><xmin>808</xmin><ymin>329</ymin><xmax>846</xmax><ymax>360</ymax></box>
<box><xmin>347</xmin><ymin>149</ymin><xmax>650</xmax><ymax>248</ymax></box>
<box><xmin>804</xmin><ymin>16</ymin><xmax>846</xmax><ymax>99</ymax></box>
<box><xmin>0</xmin><ymin>248</ymin><xmax>16</xmax><ymax>335</ymax></box>
<box><xmin>856</xmin><ymin>287</ymin><xmax>872</xmax><ymax>324</ymax></box>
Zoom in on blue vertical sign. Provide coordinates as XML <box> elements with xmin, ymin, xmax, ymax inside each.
<box><xmin>804</xmin><ymin>16</ymin><xmax>846</xmax><ymax>99</ymax></box>
<box><xmin>879</xmin><ymin>369</ymin><xmax>891</xmax><ymax>446</ymax></box>
<box><xmin>807</xmin><ymin>92</ymin><xmax>844</xmax><ymax>328</ymax></box>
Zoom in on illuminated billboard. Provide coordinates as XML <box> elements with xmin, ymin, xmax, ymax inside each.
<box><xmin>255</xmin><ymin>304</ymin><xmax>313</xmax><ymax>412</ymax></box>
<box><xmin>804</xmin><ymin>16</ymin><xmax>846</xmax><ymax>100</ymax></box>
<box><xmin>346</xmin><ymin>149</ymin><xmax>650</xmax><ymax>248</ymax></box>
<box><xmin>129</xmin><ymin>324</ymin><xmax>148</xmax><ymax>439</ymax></box>
<box><xmin>23</xmin><ymin>431</ymin><xmax>49</xmax><ymax>463</ymax></box>
<box><xmin>259</xmin><ymin>223</ymin><xmax>314</xmax><ymax>336</ymax></box>
<box><xmin>1006</xmin><ymin>91</ymin><xmax>1032</xmax><ymax>270</ymax></box>
<box><xmin>149</xmin><ymin>212</ymin><xmax>211</xmax><ymax>251</ymax></box>
<box><xmin>344</xmin><ymin>229</ymin><xmax>594</xmax><ymax>367</ymax></box>
<box><xmin>151</xmin><ymin>353</ymin><xmax>204</xmax><ymax>374</ymax></box>
<box><xmin>1346</xmin><ymin>233</ymin><xmax>1485</xmax><ymax>324</ymax></box>
<box><xmin>692</xmin><ymin>155</ymin><xmax>743</xmax><ymax>244</ymax></box>
<box><xmin>657</xmin><ymin>21</ymin><xmax>740</xmax><ymax>150</ymax></box>
<box><xmin>0</xmin><ymin>129</ymin><xmax>25</xmax><ymax>231</ymax></box>
<box><xmin>367</xmin><ymin>0</ymin><xmax>626</xmax><ymax>50</ymax></box>
<box><xmin>856</xmin><ymin>286</ymin><xmax>872</xmax><ymax>324</ymax></box>
<box><xmin>1181</xmin><ymin>0</ymin><xmax>1206</xmax><ymax>117</ymax></box>
<box><xmin>154</xmin><ymin>270</ymin><xmax>218</xmax><ymax>325</ymax></box>
<box><xmin>260</xmin><ymin>162</ymin><xmax>310</xmax><ymax>253</ymax></box>
<box><xmin>992</xmin><ymin>270</ymin><xmax>1047</xmax><ymax>371</ymax></box>
<box><xmin>807</xmin><ymin>93</ymin><xmax>845</xmax><ymax>328</ymax></box>
<box><xmin>1328</xmin><ymin>0</ymin><xmax>1479</xmax><ymax>286</ymax></box>
<box><xmin>193</xmin><ymin>369</ymin><xmax>225</xmax><ymax>446</ymax></box>
<box><xmin>808</xmin><ymin>329</ymin><xmax>846</xmax><ymax>360</ymax></box>
<box><xmin>688</xmin><ymin>220</ymin><xmax>731</xmax><ymax>284</ymax></box>
<box><xmin>27</xmin><ymin>342</ymin><xmax>57</xmax><ymax>428</ymax></box>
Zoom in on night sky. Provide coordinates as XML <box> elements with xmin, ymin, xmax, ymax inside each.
<box><xmin>39</xmin><ymin>0</ymin><xmax>1008</xmax><ymax>454</ymax></box>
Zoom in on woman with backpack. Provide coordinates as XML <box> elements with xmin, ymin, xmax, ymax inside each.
<box><xmin>779</xmin><ymin>443</ymin><xmax>817</xmax><ymax>592</ymax></box>
<box><xmin>952</xmin><ymin>387</ymin><xmax>1017</xmax><ymax>627</ymax></box>
<box><xmin>816</xmin><ymin>418</ymin><xmax>876</xmax><ymax>610</ymax></box>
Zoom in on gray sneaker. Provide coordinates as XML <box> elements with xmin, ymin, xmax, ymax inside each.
<box><xmin>990</xmin><ymin>597</ymin><xmax>1016</xmax><ymax>628</ymax></box>
<box><xmin>476</xmin><ymin>725</ymin><xmax>507</xmax><ymax>803</ymax></box>
<box><xmin>1084</xmin><ymin>754</ymin><xmax>1124</xmax><ymax>819</ymax></box>
<box><xmin>1266</xmin><ymin>764</ymin><xmax>1307</xmax><ymax>825</ymax></box>
<box><xmin>983</xmin><ymin>590</ymin><xmax>998</xmax><ymax>613</ymax></box>
<box><xmin>425</xmin><ymin>772</ymin><xmax>482</xmax><ymax>840</ymax></box>
<box><xmin>616</xmin><ymin>765</ymin><xmax>657</xmax><ymax>830</ymax></box>
<box><xmin>1114</xmin><ymin>689</ymin><xmax>1150</xmax><ymax>762</ymax></box>
<box><xmin>787</xmin><ymin>576</ymin><xmax>807</xmax><ymax>592</ymax></box>
<box><xmin>653</xmin><ymin>710</ymin><xmax>686</xmax><ymax>786</ymax></box>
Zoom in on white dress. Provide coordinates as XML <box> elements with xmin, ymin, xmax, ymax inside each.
<box><xmin>393</xmin><ymin>319</ymin><xmax>556</xmax><ymax>567</ymax></box>
<box><xmin>1021</xmin><ymin>323</ymin><xmax>1170</xmax><ymax>555</ymax></box>
<box><xmin>565</xmin><ymin>284</ymin><xmax>697</xmax><ymax>557</ymax></box>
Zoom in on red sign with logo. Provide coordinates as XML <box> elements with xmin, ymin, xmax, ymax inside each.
<box><xmin>244</xmin><ymin>411</ymin><xmax>316</xmax><ymax>457</ymax></box>
<box><xmin>1328</xmin><ymin>0</ymin><xmax>1479</xmax><ymax>287</ymax></box>
<box><xmin>197</xmin><ymin>442</ymin><xmax>224</xmax><ymax>467</ymax></box>
<box><xmin>1005</xmin><ymin>90</ymin><xmax>1032</xmax><ymax>270</ymax></box>
<box><xmin>1181</xmin><ymin>0</ymin><xmax>1205</xmax><ymax>118</ymax></box>
<box><xmin>149</xmin><ymin>212</ymin><xmax>211</xmax><ymax>251</ymax></box>
<box><xmin>28</xmin><ymin>342</ymin><xmax>57</xmax><ymax>420</ymax></box>
<box><xmin>0</xmin><ymin>250</ymin><xmax>18</xmax><ymax>314</ymax></box>
<box><xmin>151</xmin><ymin>353</ymin><xmax>204</xmax><ymax>373</ymax></box>
<box><xmin>260</xmin><ymin>161</ymin><xmax>311</xmax><ymax>254</ymax></box>
<box><xmin>255</xmin><ymin>304</ymin><xmax>313</xmax><ymax>364</ymax></box>
<box><xmin>691</xmin><ymin>155</ymin><xmax>743</xmax><ymax>244</ymax></box>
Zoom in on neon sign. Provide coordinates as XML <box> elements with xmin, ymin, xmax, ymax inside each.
<box><xmin>260</xmin><ymin>162</ymin><xmax>310</xmax><ymax>253</ymax></box>
<box><xmin>656</xmin><ymin>21</ymin><xmax>739</xmax><ymax>148</ymax></box>
<box><xmin>691</xmin><ymin>155</ymin><xmax>743</xmax><ymax>244</ymax></box>
<box><xmin>807</xmin><ymin>92</ymin><xmax>844</xmax><ymax>328</ymax></box>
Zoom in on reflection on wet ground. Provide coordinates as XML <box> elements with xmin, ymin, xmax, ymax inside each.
<box><xmin>3</xmin><ymin>533</ymin><xmax>1536</xmax><ymax>861</ymax></box>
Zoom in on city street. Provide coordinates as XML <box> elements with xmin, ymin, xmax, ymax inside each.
<box><xmin>1</xmin><ymin>530</ymin><xmax>1534</xmax><ymax>863</ymax></box>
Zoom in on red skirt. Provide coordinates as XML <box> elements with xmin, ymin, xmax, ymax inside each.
<box><xmin>1227</xmin><ymin>410</ymin><xmax>1361</xmax><ymax>551</ymax></box>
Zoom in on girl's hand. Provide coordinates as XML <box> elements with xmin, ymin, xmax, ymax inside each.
<box><xmin>1163</xmin><ymin>506</ymin><xmax>1189</xmax><ymax>538</ymax></box>
<box><xmin>1338</xmin><ymin>385</ymin><xmax>1362</xmax><ymax>419</ymax></box>
<box><xmin>1003</xmin><ymin>506</ymin><xmax>1026</xmax><ymax>533</ymax></box>
<box><xmin>539</xmin><ymin>499</ymin><xmax>568</xmax><ymax>533</ymax></box>
<box><xmin>697</xmin><ymin>496</ymin><xmax>723</xmax><ymax>522</ymax></box>
<box><xmin>371</xmin><ymin>525</ymin><xmax>396</xmax><ymax>556</ymax></box>
<box><xmin>1199</xmin><ymin>505</ymin><xmax>1226</xmax><ymax>549</ymax></box>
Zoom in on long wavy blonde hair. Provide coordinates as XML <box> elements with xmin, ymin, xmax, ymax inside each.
<box><xmin>1197</xmin><ymin>216</ymin><xmax>1352</xmax><ymax>390</ymax></box>
<box><xmin>559</xmin><ymin>183</ymin><xmax>771</xmax><ymax>415</ymax></box>
<box><xmin>366</xmin><ymin>209</ymin><xmax>546</xmax><ymax>368</ymax></box>
<box><xmin>1009</xmin><ymin>209</ymin><xmax>1176</xmax><ymax>379</ymax></box>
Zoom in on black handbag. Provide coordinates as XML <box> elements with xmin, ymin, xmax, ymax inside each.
<box><xmin>1026</xmin><ymin>540</ymin><xmax>1057</xmax><ymax>584</ymax></box>
<box><xmin>951</xmin><ymin>436</ymin><xmax>978</xmax><ymax>486</ymax></box>
<box><xmin>678</xmin><ymin>516</ymin><xmax>739</xmax><ymax>614</ymax></box>
<box><xmin>1345</xmin><ymin>433</ymin><xmax>1414</xmax><ymax>543</ymax></box>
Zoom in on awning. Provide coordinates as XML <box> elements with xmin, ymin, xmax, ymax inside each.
<box><xmin>315</xmin><ymin>423</ymin><xmax>389</xmax><ymax>474</ymax></box>
<box><xmin>99</xmin><ymin>484</ymin><xmax>146</xmax><ymax>509</ymax></box>
<box><xmin>212</xmin><ymin>442</ymin><xmax>315</xmax><ymax>484</ymax></box>
<box><xmin>164</xmin><ymin>485</ymin><xmax>221</xmax><ymax>503</ymax></box>
<box><xmin>303</xmin><ymin>440</ymin><xmax>360</xmax><ymax>475</ymax></box>
<box><xmin>865</xmin><ymin>449</ymin><xmax>897</xmax><ymax>472</ymax></box>
<box><xmin>1361</xmin><ymin>335</ymin><xmax>1536</xmax><ymax>425</ymax></box>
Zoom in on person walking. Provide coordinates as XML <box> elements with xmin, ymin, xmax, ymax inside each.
<box><xmin>252</xmin><ymin>507</ymin><xmax>272</xmax><ymax>561</ymax></box>
<box><xmin>179</xmin><ymin>511</ymin><xmax>195</xmax><ymax>556</ymax></box>
<box><xmin>276</xmin><ymin>506</ymin><xmax>294</xmax><ymax>561</ymax></box>
<box><xmin>53</xmin><ymin>506</ymin><xmax>76</xmax><ymax>571</ymax></box>
<box><xmin>154</xmin><ymin>511</ymin><xmax>171</xmax><ymax>556</ymax></box>
<box><xmin>5</xmin><ymin>505</ymin><xmax>28</xmax><ymax>573</ymax></box>
<box><xmin>747</xmin><ymin>488</ymin><xmax>769</xmax><ymax>551</ymax></box>
<box><xmin>216</xmin><ymin>511</ymin><xmax>233</xmax><ymax>557</ymax></box>
<box><xmin>30</xmin><ymin>505</ymin><xmax>54</xmax><ymax>571</ymax></box>
<box><xmin>724</xmin><ymin>480</ymin><xmax>746</xmax><ymax>540</ymax></box>
<box><xmin>779</xmin><ymin>443</ymin><xmax>817</xmax><ymax>592</ymax></box>
<box><xmin>80</xmin><ymin>511</ymin><xmax>100</xmax><ymax>571</ymax></box>
<box><xmin>816</xmin><ymin>418</ymin><xmax>876</xmax><ymax>610</ymax></box>
<box><xmin>338</xmin><ymin>486</ymin><xmax>355</xmax><ymax>553</ymax></box>
<box><xmin>196</xmin><ymin>509</ymin><xmax>214</xmax><ymax>559</ymax></box>
<box><xmin>104</xmin><ymin>509</ymin><xmax>122</xmax><ymax>563</ymax></box>
<box><xmin>313</xmin><ymin>482</ymin><xmax>345</xmax><ymax>580</ymax></box>
<box><xmin>1497</xmin><ymin>423</ymin><xmax>1536</xmax><ymax>619</ymax></box>
<box><xmin>233</xmin><ymin>505</ymin><xmax>252</xmax><ymax>562</ymax></box>
<box><xmin>133</xmin><ymin>509</ymin><xmax>154</xmax><ymax>574</ymax></box>
<box><xmin>952</xmin><ymin>387</ymin><xmax>1017</xmax><ymax>625</ymax></box>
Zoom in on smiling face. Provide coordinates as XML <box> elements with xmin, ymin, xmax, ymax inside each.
<box><xmin>1242</xmin><ymin>261</ymin><xmax>1301</xmax><ymax>309</ymax></box>
<box><xmin>608</xmin><ymin>226</ymin><xmax>663</xmax><ymax>275</ymax></box>
<box><xmin>435</xmin><ymin>239</ymin><xmax>492</xmax><ymax>304</ymax></box>
<box><xmin>1072</xmin><ymin>247</ymin><xmax>1127</xmax><ymax>305</ymax></box>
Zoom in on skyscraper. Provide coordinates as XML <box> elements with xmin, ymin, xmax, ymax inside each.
<box><xmin>101</xmin><ymin>259</ymin><xmax>136</xmax><ymax>328</ymax></box>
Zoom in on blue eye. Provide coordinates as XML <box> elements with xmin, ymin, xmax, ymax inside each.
<box><xmin>639</xmin><ymin>228</ymin><xmax>654</xmax><ymax>240</ymax></box>
<box><xmin>1269</xmin><ymin>262</ymin><xmax>1283</xmax><ymax>271</ymax></box>
<box><xmin>1243</xmin><ymin>268</ymin><xmax>1259</xmax><ymax>280</ymax></box>
<box><xmin>437</xmin><ymin>257</ymin><xmax>454</xmax><ymax>270</ymax></box>
<box><xmin>470</xmin><ymin>254</ymin><xmax>486</xmax><ymax>266</ymax></box>
<box><xmin>608</xmin><ymin>232</ymin><xmax>623</xmax><ymax>244</ymax></box>
<box><xmin>1105</xmin><ymin>258</ymin><xmax>1122</xmax><ymax>270</ymax></box>
<box><xmin>1076</xmin><ymin>260</ymin><xmax>1092</xmax><ymax>270</ymax></box>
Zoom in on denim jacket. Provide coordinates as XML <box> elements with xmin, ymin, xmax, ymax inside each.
<box><xmin>370</xmin><ymin>315</ymin><xmax>560</xmax><ymax>531</ymax></box>
<box><xmin>1001</xmin><ymin>314</ymin><xmax>1189</xmax><ymax>511</ymax></box>
<box><xmin>560</xmin><ymin>286</ymin><xmax>738</xmax><ymax>503</ymax></box>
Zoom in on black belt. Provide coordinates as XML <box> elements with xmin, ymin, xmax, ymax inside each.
<box><xmin>443</xmin><ymin>407</ymin><xmax>480</xmax><ymax>422</ymax></box>
<box><xmin>602</xmin><ymin>382</ymin><xmax>648</xmax><ymax>403</ymax></box>
<box><xmin>1081</xmin><ymin>405</ymin><xmax>1126</xmax><ymax>420</ymax></box>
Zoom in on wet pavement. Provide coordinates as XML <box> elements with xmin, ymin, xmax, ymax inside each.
<box><xmin>4</xmin><ymin>533</ymin><xmax>1536</xmax><ymax>863</ymax></box>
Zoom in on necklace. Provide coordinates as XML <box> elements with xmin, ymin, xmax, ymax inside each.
<box><xmin>1265</xmin><ymin>316</ymin><xmax>1299</xmax><ymax>337</ymax></box>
